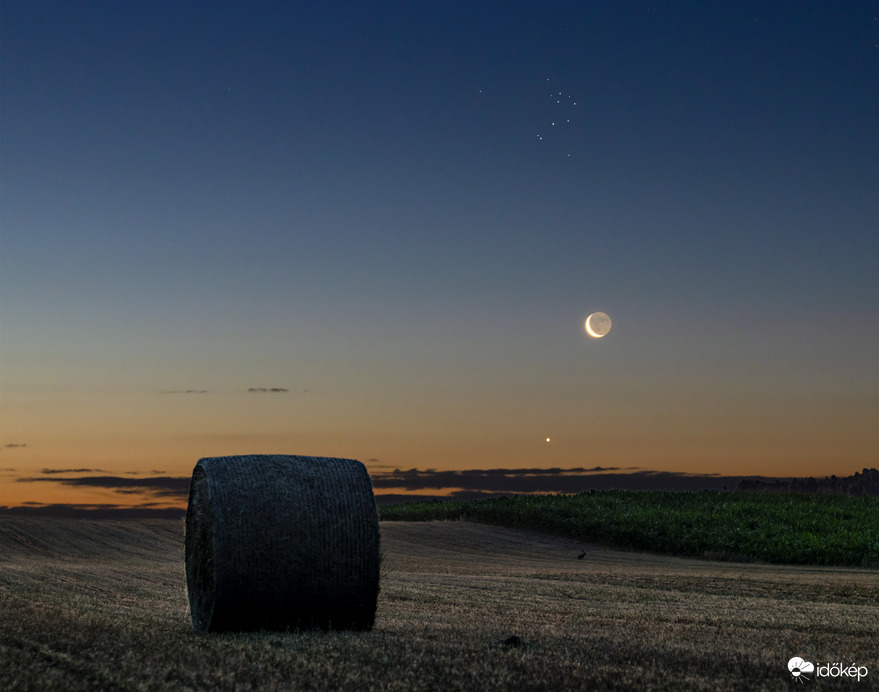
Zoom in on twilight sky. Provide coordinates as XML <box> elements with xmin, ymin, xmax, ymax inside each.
<box><xmin>2</xmin><ymin>1</ymin><xmax>878</xmax><ymax>511</ymax></box>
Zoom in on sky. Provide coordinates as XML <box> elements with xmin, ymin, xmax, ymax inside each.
<box><xmin>2</xmin><ymin>1</ymin><xmax>878</xmax><ymax>512</ymax></box>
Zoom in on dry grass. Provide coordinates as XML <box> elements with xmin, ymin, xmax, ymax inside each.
<box><xmin>1</xmin><ymin>517</ymin><xmax>876</xmax><ymax>690</ymax></box>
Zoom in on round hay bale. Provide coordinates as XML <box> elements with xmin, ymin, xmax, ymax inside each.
<box><xmin>184</xmin><ymin>454</ymin><xmax>380</xmax><ymax>633</ymax></box>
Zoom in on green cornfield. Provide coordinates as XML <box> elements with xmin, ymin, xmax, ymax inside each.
<box><xmin>380</xmin><ymin>491</ymin><xmax>879</xmax><ymax>567</ymax></box>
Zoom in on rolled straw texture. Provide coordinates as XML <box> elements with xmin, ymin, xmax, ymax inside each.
<box><xmin>185</xmin><ymin>454</ymin><xmax>380</xmax><ymax>632</ymax></box>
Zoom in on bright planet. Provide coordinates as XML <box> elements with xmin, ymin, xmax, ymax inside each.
<box><xmin>585</xmin><ymin>312</ymin><xmax>612</xmax><ymax>338</ymax></box>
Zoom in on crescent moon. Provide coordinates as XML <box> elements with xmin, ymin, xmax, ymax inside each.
<box><xmin>585</xmin><ymin>312</ymin><xmax>612</xmax><ymax>338</ymax></box>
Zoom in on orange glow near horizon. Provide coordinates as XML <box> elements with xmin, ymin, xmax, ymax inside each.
<box><xmin>3</xmin><ymin>351</ymin><xmax>877</xmax><ymax>510</ymax></box>
<box><xmin>1</xmin><ymin>427</ymin><xmax>873</xmax><ymax>510</ymax></box>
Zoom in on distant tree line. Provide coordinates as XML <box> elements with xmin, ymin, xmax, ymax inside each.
<box><xmin>736</xmin><ymin>468</ymin><xmax>879</xmax><ymax>496</ymax></box>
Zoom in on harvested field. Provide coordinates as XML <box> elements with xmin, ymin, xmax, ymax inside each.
<box><xmin>1</xmin><ymin>517</ymin><xmax>876</xmax><ymax>690</ymax></box>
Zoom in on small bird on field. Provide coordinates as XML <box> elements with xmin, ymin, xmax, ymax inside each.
<box><xmin>577</xmin><ymin>550</ymin><xmax>586</xmax><ymax>560</ymax></box>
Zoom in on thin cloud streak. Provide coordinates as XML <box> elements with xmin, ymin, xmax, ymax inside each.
<box><xmin>17</xmin><ymin>475</ymin><xmax>190</xmax><ymax>499</ymax></box>
<box><xmin>159</xmin><ymin>388</ymin><xmax>294</xmax><ymax>394</ymax></box>
<box><xmin>371</xmin><ymin>467</ymin><xmax>753</xmax><ymax>494</ymax></box>
<box><xmin>40</xmin><ymin>468</ymin><xmax>107</xmax><ymax>474</ymax></box>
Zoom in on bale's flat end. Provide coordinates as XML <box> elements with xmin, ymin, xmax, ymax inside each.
<box><xmin>184</xmin><ymin>454</ymin><xmax>380</xmax><ymax>632</ymax></box>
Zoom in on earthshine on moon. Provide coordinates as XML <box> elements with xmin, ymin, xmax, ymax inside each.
<box><xmin>585</xmin><ymin>312</ymin><xmax>612</xmax><ymax>338</ymax></box>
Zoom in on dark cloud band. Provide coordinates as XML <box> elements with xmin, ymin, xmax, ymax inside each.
<box><xmin>17</xmin><ymin>475</ymin><xmax>190</xmax><ymax>499</ymax></box>
<box><xmin>11</xmin><ymin>466</ymin><xmax>804</xmax><ymax>511</ymax></box>
<box><xmin>369</xmin><ymin>467</ymin><xmax>738</xmax><ymax>494</ymax></box>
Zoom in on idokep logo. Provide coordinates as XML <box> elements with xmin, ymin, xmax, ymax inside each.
<box><xmin>788</xmin><ymin>657</ymin><xmax>815</xmax><ymax>683</ymax></box>
<box><xmin>788</xmin><ymin>656</ymin><xmax>869</xmax><ymax>683</ymax></box>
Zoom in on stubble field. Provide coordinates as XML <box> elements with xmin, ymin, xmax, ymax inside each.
<box><xmin>0</xmin><ymin>517</ymin><xmax>876</xmax><ymax>690</ymax></box>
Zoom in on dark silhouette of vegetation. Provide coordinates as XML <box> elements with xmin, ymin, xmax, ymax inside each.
<box><xmin>736</xmin><ymin>467</ymin><xmax>879</xmax><ymax>496</ymax></box>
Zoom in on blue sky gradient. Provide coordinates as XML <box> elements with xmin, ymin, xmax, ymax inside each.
<box><xmin>2</xmin><ymin>1</ymin><xmax>877</xmax><ymax>507</ymax></box>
